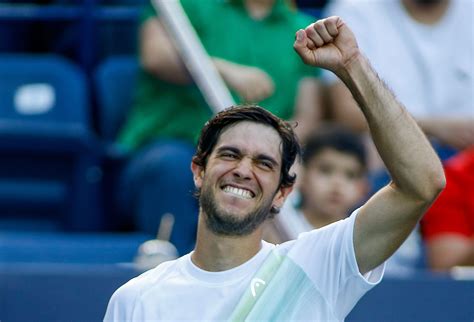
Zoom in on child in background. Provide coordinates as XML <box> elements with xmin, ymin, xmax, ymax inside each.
<box><xmin>265</xmin><ymin>125</ymin><xmax>423</xmax><ymax>276</ymax></box>
<box><xmin>264</xmin><ymin>125</ymin><xmax>368</xmax><ymax>243</ymax></box>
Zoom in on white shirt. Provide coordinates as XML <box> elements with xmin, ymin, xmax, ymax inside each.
<box><xmin>324</xmin><ymin>0</ymin><xmax>474</xmax><ymax>118</ymax></box>
<box><xmin>104</xmin><ymin>210</ymin><xmax>384</xmax><ymax>321</ymax></box>
<box><xmin>277</xmin><ymin>191</ymin><xmax>422</xmax><ymax>277</ymax></box>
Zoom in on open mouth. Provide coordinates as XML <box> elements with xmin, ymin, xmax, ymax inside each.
<box><xmin>221</xmin><ymin>185</ymin><xmax>255</xmax><ymax>199</ymax></box>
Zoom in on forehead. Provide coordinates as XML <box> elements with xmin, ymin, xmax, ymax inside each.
<box><xmin>214</xmin><ymin>121</ymin><xmax>282</xmax><ymax>161</ymax></box>
<box><xmin>308</xmin><ymin>148</ymin><xmax>363</xmax><ymax>170</ymax></box>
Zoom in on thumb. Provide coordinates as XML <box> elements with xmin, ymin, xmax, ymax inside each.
<box><xmin>293</xmin><ymin>29</ymin><xmax>313</xmax><ymax>65</ymax></box>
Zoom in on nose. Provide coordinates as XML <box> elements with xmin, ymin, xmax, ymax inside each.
<box><xmin>233</xmin><ymin>157</ymin><xmax>253</xmax><ymax>180</ymax></box>
<box><xmin>331</xmin><ymin>172</ymin><xmax>346</xmax><ymax>188</ymax></box>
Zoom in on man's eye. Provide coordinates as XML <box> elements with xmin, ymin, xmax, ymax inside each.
<box><xmin>221</xmin><ymin>153</ymin><xmax>237</xmax><ymax>159</ymax></box>
<box><xmin>258</xmin><ymin>160</ymin><xmax>273</xmax><ymax>170</ymax></box>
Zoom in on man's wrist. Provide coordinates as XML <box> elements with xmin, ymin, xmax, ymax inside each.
<box><xmin>338</xmin><ymin>52</ymin><xmax>367</xmax><ymax>84</ymax></box>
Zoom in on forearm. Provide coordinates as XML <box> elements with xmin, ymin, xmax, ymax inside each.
<box><xmin>292</xmin><ymin>77</ymin><xmax>322</xmax><ymax>142</ymax></box>
<box><xmin>338</xmin><ymin>54</ymin><xmax>445</xmax><ymax>201</ymax></box>
<box><xmin>140</xmin><ymin>18</ymin><xmax>191</xmax><ymax>84</ymax></box>
<box><xmin>141</xmin><ymin>53</ymin><xmax>191</xmax><ymax>84</ymax></box>
<box><xmin>416</xmin><ymin>118</ymin><xmax>438</xmax><ymax>137</ymax></box>
<box><xmin>146</xmin><ymin>55</ymin><xmax>231</xmax><ymax>85</ymax></box>
<box><xmin>427</xmin><ymin>236</ymin><xmax>474</xmax><ymax>270</ymax></box>
<box><xmin>140</xmin><ymin>22</ymin><xmax>233</xmax><ymax>85</ymax></box>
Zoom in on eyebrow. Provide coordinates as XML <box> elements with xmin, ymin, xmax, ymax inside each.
<box><xmin>216</xmin><ymin>145</ymin><xmax>279</xmax><ymax>167</ymax></box>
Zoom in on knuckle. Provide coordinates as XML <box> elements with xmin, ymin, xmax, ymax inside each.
<box><xmin>305</xmin><ymin>24</ymin><xmax>315</xmax><ymax>35</ymax></box>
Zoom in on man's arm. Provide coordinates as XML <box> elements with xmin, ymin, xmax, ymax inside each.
<box><xmin>140</xmin><ymin>17</ymin><xmax>275</xmax><ymax>102</ymax></box>
<box><xmin>292</xmin><ymin>77</ymin><xmax>323</xmax><ymax>142</ymax></box>
<box><xmin>417</xmin><ymin>118</ymin><xmax>474</xmax><ymax>150</ymax></box>
<box><xmin>294</xmin><ymin>16</ymin><xmax>445</xmax><ymax>274</ymax></box>
<box><xmin>427</xmin><ymin>235</ymin><xmax>474</xmax><ymax>270</ymax></box>
<box><xmin>327</xmin><ymin>80</ymin><xmax>474</xmax><ymax>149</ymax></box>
<box><xmin>140</xmin><ymin>18</ymin><xmax>191</xmax><ymax>84</ymax></box>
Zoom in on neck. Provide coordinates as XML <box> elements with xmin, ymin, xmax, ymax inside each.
<box><xmin>191</xmin><ymin>212</ymin><xmax>263</xmax><ymax>272</ymax></box>
<box><xmin>302</xmin><ymin>208</ymin><xmax>345</xmax><ymax>229</ymax></box>
<box><xmin>401</xmin><ymin>0</ymin><xmax>450</xmax><ymax>24</ymax></box>
<box><xmin>244</xmin><ymin>0</ymin><xmax>276</xmax><ymax>20</ymax></box>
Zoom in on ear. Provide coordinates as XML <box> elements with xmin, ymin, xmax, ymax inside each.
<box><xmin>272</xmin><ymin>184</ymin><xmax>294</xmax><ymax>210</ymax></box>
<box><xmin>191</xmin><ymin>161</ymin><xmax>205</xmax><ymax>189</ymax></box>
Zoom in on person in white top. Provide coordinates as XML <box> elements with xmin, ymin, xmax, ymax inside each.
<box><xmin>324</xmin><ymin>0</ymin><xmax>474</xmax><ymax>153</ymax></box>
<box><xmin>104</xmin><ymin>16</ymin><xmax>445</xmax><ymax>321</ymax></box>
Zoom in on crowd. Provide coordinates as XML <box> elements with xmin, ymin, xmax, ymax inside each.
<box><xmin>0</xmin><ymin>1</ymin><xmax>472</xmax><ymax>321</ymax></box>
<box><xmin>1</xmin><ymin>0</ymin><xmax>472</xmax><ymax>275</ymax></box>
<box><xmin>114</xmin><ymin>0</ymin><xmax>473</xmax><ymax>275</ymax></box>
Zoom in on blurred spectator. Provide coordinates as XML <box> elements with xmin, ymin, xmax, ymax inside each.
<box><xmin>322</xmin><ymin>0</ymin><xmax>474</xmax><ymax>168</ymax></box>
<box><xmin>263</xmin><ymin>125</ymin><xmax>368</xmax><ymax>243</ymax></box>
<box><xmin>264</xmin><ymin>125</ymin><xmax>424</xmax><ymax>276</ymax></box>
<box><xmin>421</xmin><ymin>147</ymin><xmax>474</xmax><ymax>271</ymax></box>
<box><xmin>117</xmin><ymin>0</ymin><xmax>322</xmax><ymax>255</ymax></box>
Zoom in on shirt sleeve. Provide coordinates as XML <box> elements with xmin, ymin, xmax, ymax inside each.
<box><xmin>103</xmin><ymin>277</ymin><xmax>147</xmax><ymax>322</ymax></box>
<box><xmin>139</xmin><ymin>3</ymin><xmax>157</xmax><ymax>25</ymax></box>
<box><xmin>287</xmin><ymin>209</ymin><xmax>385</xmax><ymax>319</ymax></box>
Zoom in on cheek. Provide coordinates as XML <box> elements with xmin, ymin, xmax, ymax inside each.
<box><xmin>342</xmin><ymin>181</ymin><xmax>364</xmax><ymax>202</ymax></box>
<box><xmin>301</xmin><ymin>176</ymin><xmax>327</xmax><ymax>202</ymax></box>
<box><xmin>307</xmin><ymin>174</ymin><xmax>329</xmax><ymax>191</ymax></box>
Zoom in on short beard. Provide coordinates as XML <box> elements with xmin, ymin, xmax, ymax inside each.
<box><xmin>199</xmin><ymin>184</ymin><xmax>274</xmax><ymax>236</ymax></box>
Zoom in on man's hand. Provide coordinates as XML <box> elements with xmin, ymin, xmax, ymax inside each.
<box><xmin>293</xmin><ymin>16</ymin><xmax>360</xmax><ymax>76</ymax></box>
<box><xmin>213</xmin><ymin>58</ymin><xmax>275</xmax><ymax>103</ymax></box>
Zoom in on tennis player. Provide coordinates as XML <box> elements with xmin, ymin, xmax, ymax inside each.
<box><xmin>104</xmin><ymin>16</ymin><xmax>445</xmax><ymax>321</ymax></box>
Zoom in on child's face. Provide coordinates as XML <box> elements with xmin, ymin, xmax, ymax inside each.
<box><xmin>300</xmin><ymin>148</ymin><xmax>367</xmax><ymax>220</ymax></box>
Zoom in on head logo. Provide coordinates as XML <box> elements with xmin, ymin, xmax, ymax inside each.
<box><xmin>250</xmin><ymin>278</ymin><xmax>266</xmax><ymax>298</ymax></box>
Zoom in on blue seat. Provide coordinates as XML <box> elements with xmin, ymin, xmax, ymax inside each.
<box><xmin>0</xmin><ymin>54</ymin><xmax>103</xmax><ymax>231</ymax></box>
<box><xmin>94</xmin><ymin>56</ymin><xmax>139</xmax><ymax>229</ymax></box>
<box><xmin>0</xmin><ymin>231</ymin><xmax>149</xmax><ymax>264</ymax></box>
<box><xmin>94</xmin><ymin>55</ymin><xmax>139</xmax><ymax>144</ymax></box>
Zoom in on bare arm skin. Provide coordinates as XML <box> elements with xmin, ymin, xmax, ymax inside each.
<box><xmin>328</xmin><ymin>81</ymin><xmax>474</xmax><ymax>149</ymax></box>
<box><xmin>294</xmin><ymin>16</ymin><xmax>446</xmax><ymax>274</ymax></box>
<box><xmin>427</xmin><ymin>235</ymin><xmax>474</xmax><ymax>270</ymax></box>
<box><xmin>140</xmin><ymin>17</ymin><xmax>275</xmax><ymax>102</ymax></box>
<box><xmin>140</xmin><ymin>18</ymin><xmax>191</xmax><ymax>84</ymax></box>
<box><xmin>292</xmin><ymin>77</ymin><xmax>322</xmax><ymax>142</ymax></box>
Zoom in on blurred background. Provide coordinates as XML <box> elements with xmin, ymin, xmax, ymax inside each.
<box><xmin>0</xmin><ymin>0</ymin><xmax>472</xmax><ymax>321</ymax></box>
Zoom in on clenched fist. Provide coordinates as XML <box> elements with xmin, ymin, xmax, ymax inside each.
<box><xmin>293</xmin><ymin>16</ymin><xmax>360</xmax><ymax>76</ymax></box>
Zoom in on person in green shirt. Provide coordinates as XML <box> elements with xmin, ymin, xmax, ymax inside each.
<box><xmin>118</xmin><ymin>0</ymin><xmax>321</xmax><ymax>254</ymax></box>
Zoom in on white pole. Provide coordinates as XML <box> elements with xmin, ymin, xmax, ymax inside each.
<box><xmin>152</xmin><ymin>0</ymin><xmax>236</xmax><ymax>113</ymax></box>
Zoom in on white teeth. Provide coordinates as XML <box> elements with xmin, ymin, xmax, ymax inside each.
<box><xmin>223</xmin><ymin>186</ymin><xmax>253</xmax><ymax>199</ymax></box>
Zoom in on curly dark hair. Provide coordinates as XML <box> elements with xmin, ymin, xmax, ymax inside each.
<box><xmin>193</xmin><ymin>105</ymin><xmax>301</xmax><ymax>190</ymax></box>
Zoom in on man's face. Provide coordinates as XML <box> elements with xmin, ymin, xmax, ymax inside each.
<box><xmin>192</xmin><ymin>121</ymin><xmax>291</xmax><ymax>236</ymax></box>
<box><xmin>300</xmin><ymin>148</ymin><xmax>367</xmax><ymax>220</ymax></box>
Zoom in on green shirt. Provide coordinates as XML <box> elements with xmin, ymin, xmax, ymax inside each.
<box><xmin>119</xmin><ymin>0</ymin><xmax>317</xmax><ymax>150</ymax></box>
